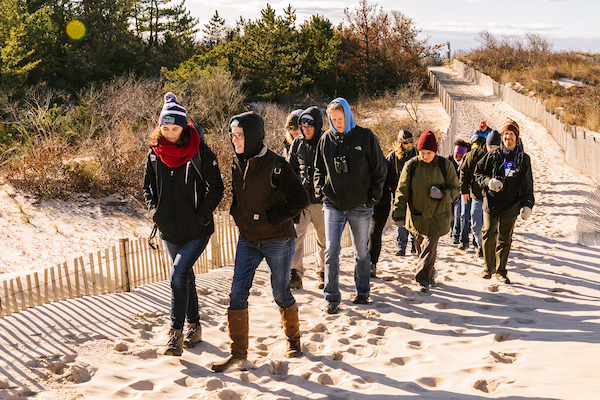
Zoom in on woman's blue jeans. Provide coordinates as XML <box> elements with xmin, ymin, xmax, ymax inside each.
<box><xmin>229</xmin><ymin>235</ymin><xmax>296</xmax><ymax>310</ymax></box>
<box><xmin>164</xmin><ymin>237</ymin><xmax>210</xmax><ymax>330</ymax></box>
<box><xmin>323</xmin><ymin>200</ymin><xmax>373</xmax><ymax>305</ymax></box>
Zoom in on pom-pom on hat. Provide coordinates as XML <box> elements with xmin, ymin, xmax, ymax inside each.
<box><xmin>417</xmin><ymin>131</ymin><xmax>438</xmax><ymax>153</ymax></box>
<box><xmin>159</xmin><ymin>92</ymin><xmax>187</xmax><ymax>128</ymax></box>
<box><xmin>486</xmin><ymin>129</ymin><xmax>502</xmax><ymax>146</ymax></box>
<box><xmin>501</xmin><ymin>119</ymin><xmax>520</xmax><ymax>138</ymax></box>
<box><xmin>397</xmin><ymin>130</ymin><xmax>413</xmax><ymax>143</ymax></box>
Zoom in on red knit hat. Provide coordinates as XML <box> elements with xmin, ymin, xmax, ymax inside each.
<box><xmin>480</xmin><ymin>120</ymin><xmax>487</xmax><ymax>129</ymax></box>
<box><xmin>417</xmin><ymin>131</ymin><xmax>438</xmax><ymax>153</ymax></box>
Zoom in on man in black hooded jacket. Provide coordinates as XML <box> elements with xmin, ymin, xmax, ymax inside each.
<box><xmin>287</xmin><ymin>106</ymin><xmax>327</xmax><ymax>290</ymax></box>
<box><xmin>212</xmin><ymin>111</ymin><xmax>309</xmax><ymax>373</ymax></box>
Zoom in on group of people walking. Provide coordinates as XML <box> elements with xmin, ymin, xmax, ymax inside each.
<box><xmin>143</xmin><ymin>93</ymin><xmax>535</xmax><ymax>370</ymax></box>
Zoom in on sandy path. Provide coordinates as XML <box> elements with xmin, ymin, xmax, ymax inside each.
<box><xmin>1</xmin><ymin>67</ymin><xmax>600</xmax><ymax>399</ymax></box>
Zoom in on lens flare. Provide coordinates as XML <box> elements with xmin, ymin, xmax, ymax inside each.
<box><xmin>66</xmin><ymin>20</ymin><xmax>86</xmax><ymax>40</ymax></box>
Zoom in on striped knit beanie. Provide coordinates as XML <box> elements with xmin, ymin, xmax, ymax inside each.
<box><xmin>501</xmin><ymin>119</ymin><xmax>520</xmax><ymax>138</ymax></box>
<box><xmin>159</xmin><ymin>92</ymin><xmax>187</xmax><ymax>128</ymax></box>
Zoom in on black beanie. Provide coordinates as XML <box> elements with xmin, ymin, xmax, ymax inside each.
<box><xmin>397</xmin><ymin>130</ymin><xmax>413</xmax><ymax>142</ymax></box>
<box><xmin>486</xmin><ymin>130</ymin><xmax>502</xmax><ymax>146</ymax></box>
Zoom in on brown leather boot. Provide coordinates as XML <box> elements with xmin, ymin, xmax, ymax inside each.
<box><xmin>279</xmin><ymin>302</ymin><xmax>302</xmax><ymax>358</ymax></box>
<box><xmin>211</xmin><ymin>308</ymin><xmax>248</xmax><ymax>372</ymax></box>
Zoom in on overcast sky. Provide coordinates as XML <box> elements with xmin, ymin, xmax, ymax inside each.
<box><xmin>186</xmin><ymin>0</ymin><xmax>600</xmax><ymax>53</ymax></box>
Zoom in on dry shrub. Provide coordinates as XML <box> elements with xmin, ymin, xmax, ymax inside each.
<box><xmin>165</xmin><ymin>67</ymin><xmax>246</xmax><ymax>136</ymax></box>
<box><xmin>7</xmin><ymin>139</ymin><xmax>74</xmax><ymax>200</ymax></box>
<box><xmin>461</xmin><ymin>34</ymin><xmax>600</xmax><ymax>133</ymax></box>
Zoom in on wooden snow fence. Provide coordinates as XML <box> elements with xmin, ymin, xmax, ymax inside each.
<box><xmin>0</xmin><ymin>212</ymin><xmax>351</xmax><ymax>319</ymax></box>
<box><xmin>452</xmin><ymin>60</ymin><xmax>600</xmax><ymax>186</ymax></box>
<box><xmin>427</xmin><ymin>68</ymin><xmax>458</xmax><ymax>157</ymax></box>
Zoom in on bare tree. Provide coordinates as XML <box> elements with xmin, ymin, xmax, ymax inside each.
<box><xmin>395</xmin><ymin>78</ymin><xmax>425</xmax><ymax>132</ymax></box>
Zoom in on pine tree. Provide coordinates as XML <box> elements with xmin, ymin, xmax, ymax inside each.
<box><xmin>202</xmin><ymin>11</ymin><xmax>226</xmax><ymax>49</ymax></box>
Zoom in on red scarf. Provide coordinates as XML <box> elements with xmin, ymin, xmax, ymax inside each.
<box><xmin>153</xmin><ymin>122</ymin><xmax>200</xmax><ymax>168</ymax></box>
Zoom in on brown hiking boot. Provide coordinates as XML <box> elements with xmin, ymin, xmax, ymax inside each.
<box><xmin>279</xmin><ymin>302</ymin><xmax>302</xmax><ymax>358</ymax></box>
<box><xmin>164</xmin><ymin>329</ymin><xmax>183</xmax><ymax>356</ymax></box>
<box><xmin>211</xmin><ymin>308</ymin><xmax>249</xmax><ymax>372</ymax></box>
<box><xmin>290</xmin><ymin>269</ymin><xmax>303</xmax><ymax>289</ymax></box>
<box><xmin>183</xmin><ymin>322</ymin><xmax>202</xmax><ymax>348</ymax></box>
<box><xmin>317</xmin><ymin>271</ymin><xmax>325</xmax><ymax>289</ymax></box>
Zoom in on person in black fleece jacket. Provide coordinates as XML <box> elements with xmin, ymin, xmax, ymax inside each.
<box><xmin>314</xmin><ymin>98</ymin><xmax>386</xmax><ymax>314</ymax></box>
<box><xmin>287</xmin><ymin>106</ymin><xmax>327</xmax><ymax>290</ymax></box>
<box><xmin>143</xmin><ymin>93</ymin><xmax>224</xmax><ymax>357</ymax></box>
<box><xmin>212</xmin><ymin>111</ymin><xmax>309</xmax><ymax>373</ymax></box>
<box><xmin>474</xmin><ymin>119</ymin><xmax>534</xmax><ymax>284</ymax></box>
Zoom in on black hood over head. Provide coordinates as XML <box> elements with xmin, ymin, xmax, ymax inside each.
<box><xmin>299</xmin><ymin>106</ymin><xmax>323</xmax><ymax>144</ymax></box>
<box><xmin>230</xmin><ymin>111</ymin><xmax>265</xmax><ymax>160</ymax></box>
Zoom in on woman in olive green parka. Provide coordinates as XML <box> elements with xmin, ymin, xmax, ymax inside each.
<box><xmin>393</xmin><ymin>131</ymin><xmax>459</xmax><ymax>292</ymax></box>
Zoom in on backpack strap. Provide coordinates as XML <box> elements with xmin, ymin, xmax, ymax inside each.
<box><xmin>408</xmin><ymin>156</ymin><xmax>419</xmax><ymax>180</ymax></box>
<box><xmin>190</xmin><ymin>126</ymin><xmax>206</xmax><ymax>185</ymax></box>
<box><xmin>150</xmin><ymin>151</ymin><xmax>158</xmax><ymax>176</ymax></box>
<box><xmin>437</xmin><ymin>156</ymin><xmax>447</xmax><ymax>178</ymax></box>
<box><xmin>408</xmin><ymin>155</ymin><xmax>447</xmax><ymax>179</ymax></box>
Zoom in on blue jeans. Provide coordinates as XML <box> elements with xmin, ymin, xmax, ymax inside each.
<box><xmin>229</xmin><ymin>235</ymin><xmax>296</xmax><ymax>310</ymax></box>
<box><xmin>396</xmin><ymin>225</ymin><xmax>414</xmax><ymax>252</ymax></box>
<box><xmin>460</xmin><ymin>198</ymin><xmax>472</xmax><ymax>246</ymax></box>
<box><xmin>323</xmin><ymin>200</ymin><xmax>373</xmax><ymax>305</ymax></box>
<box><xmin>165</xmin><ymin>237</ymin><xmax>210</xmax><ymax>330</ymax></box>
<box><xmin>451</xmin><ymin>196</ymin><xmax>461</xmax><ymax>241</ymax></box>
<box><xmin>471</xmin><ymin>199</ymin><xmax>484</xmax><ymax>249</ymax></box>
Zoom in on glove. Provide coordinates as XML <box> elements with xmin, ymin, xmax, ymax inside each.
<box><xmin>430</xmin><ymin>186</ymin><xmax>443</xmax><ymax>199</ymax></box>
<box><xmin>520</xmin><ymin>206</ymin><xmax>532</xmax><ymax>220</ymax></box>
<box><xmin>488</xmin><ymin>178</ymin><xmax>503</xmax><ymax>192</ymax></box>
<box><xmin>461</xmin><ymin>193</ymin><xmax>470</xmax><ymax>204</ymax></box>
<box><xmin>395</xmin><ymin>219</ymin><xmax>405</xmax><ymax>228</ymax></box>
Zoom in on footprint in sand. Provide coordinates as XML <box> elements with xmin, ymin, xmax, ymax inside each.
<box><xmin>514</xmin><ymin>317</ymin><xmax>536</xmax><ymax>325</ymax></box>
<box><xmin>494</xmin><ymin>332</ymin><xmax>519</xmax><ymax>342</ymax></box>
<box><xmin>474</xmin><ymin>377</ymin><xmax>516</xmax><ymax>393</ymax></box>
<box><xmin>367</xmin><ymin>337</ymin><xmax>387</xmax><ymax>346</ymax></box>
<box><xmin>390</xmin><ymin>356</ymin><xmax>414</xmax><ymax>366</ymax></box>
<box><xmin>417</xmin><ymin>377</ymin><xmax>446</xmax><ymax>388</ymax></box>
<box><xmin>215</xmin><ymin>389</ymin><xmax>243</xmax><ymax>400</ymax></box>
<box><xmin>310</xmin><ymin>333</ymin><xmax>325</xmax><ymax>342</ymax></box>
<box><xmin>487</xmin><ymin>351</ymin><xmax>521</xmax><ymax>364</ymax></box>
<box><xmin>435</xmin><ymin>302</ymin><xmax>454</xmax><ymax>309</ymax></box>
<box><xmin>368</xmin><ymin>326</ymin><xmax>386</xmax><ymax>336</ymax></box>
<box><xmin>311</xmin><ymin>323</ymin><xmax>328</xmax><ymax>333</ymax></box>
<box><xmin>129</xmin><ymin>380</ymin><xmax>154</xmax><ymax>391</ymax></box>
<box><xmin>407</xmin><ymin>340</ymin><xmax>426</xmax><ymax>350</ymax></box>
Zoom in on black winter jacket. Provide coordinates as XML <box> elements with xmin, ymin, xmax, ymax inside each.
<box><xmin>314</xmin><ymin>125</ymin><xmax>386</xmax><ymax>211</ymax></box>
<box><xmin>231</xmin><ymin>146</ymin><xmax>309</xmax><ymax>243</ymax></box>
<box><xmin>376</xmin><ymin>148</ymin><xmax>417</xmax><ymax>210</ymax></box>
<box><xmin>287</xmin><ymin>107</ymin><xmax>323</xmax><ymax>204</ymax></box>
<box><xmin>143</xmin><ymin>139</ymin><xmax>224</xmax><ymax>245</ymax></box>
<box><xmin>474</xmin><ymin>145</ymin><xmax>534</xmax><ymax>217</ymax></box>
<box><xmin>229</xmin><ymin>111</ymin><xmax>309</xmax><ymax>243</ymax></box>
<box><xmin>460</xmin><ymin>146</ymin><xmax>487</xmax><ymax>201</ymax></box>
